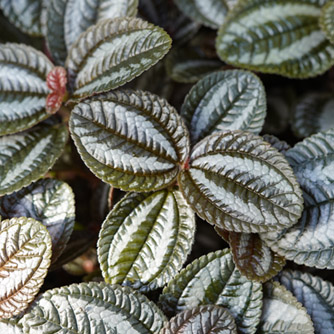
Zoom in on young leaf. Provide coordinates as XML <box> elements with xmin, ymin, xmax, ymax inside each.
<box><xmin>0</xmin><ymin>43</ymin><xmax>54</xmax><ymax>136</ymax></box>
<box><xmin>66</xmin><ymin>17</ymin><xmax>172</xmax><ymax>99</ymax></box>
<box><xmin>178</xmin><ymin>130</ymin><xmax>304</xmax><ymax>233</ymax></box>
<box><xmin>0</xmin><ymin>178</ymin><xmax>75</xmax><ymax>263</ymax></box>
<box><xmin>181</xmin><ymin>70</ymin><xmax>266</xmax><ymax>144</ymax></box>
<box><xmin>69</xmin><ymin>90</ymin><xmax>189</xmax><ymax>192</ymax></box>
<box><xmin>320</xmin><ymin>1</ymin><xmax>334</xmax><ymax>44</ymax></box>
<box><xmin>216</xmin><ymin>0</ymin><xmax>334</xmax><ymax>78</ymax></box>
<box><xmin>22</xmin><ymin>282</ymin><xmax>167</xmax><ymax>333</ymax></box>
<box><xmin>262</xmin><ymin>134</ymin><xmax>290</xmax><ymax>154</ymax></box>
<box><xmin>98</xmin><ymin>189</ymin><xmax>195</xmax><ymax>291</ymax></box>
<box><xmin>0</xmin><ymin>217</ymin><xmax>52</xmax><ymax>319</ymax></box>
<box><xmin>160</xmin><ymin>305</ymin><xmax>237</xmax><ymax>334</ymax></box>
<box><xmin>0</xmin><ymin>119</ymin><xmax>68</xmax><ymax>196</ymax></box>
<box><xmin>159</xmin><ymin>249</ymin><xmax>262</xmax><ymax>334</ymax></box>
<box><xmin>0</xmin><ymin>316</ymin><xmax>23</xmax><ymax>334</ymax></box>
<box><xmin>276</xmin><ymin>270</ymin><xmax>334</xmax><ymax>334</ymax></box>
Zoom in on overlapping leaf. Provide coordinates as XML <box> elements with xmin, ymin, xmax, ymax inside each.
<box><xmin>216</xmin><ymin>0</ymin><xmax>334</xmax><ymax>78</ymax></box>
<box><xmin>0</xmin><ymin>217</ymin><xmax>52</xmax><ymax>319</ymax></box>
<box><xmin>320</xmin><ymin>1</ymin><xmax>334</xmax><ymax>44</ymax></box>
<box><xmin>159</xmin><ymin>249</ymin><xmax>262</xmax><ymax>334</ymax></box>
<box><xmin>181</xmin><ymin>70</ymin><xmax>266</xmax><ymax>144</ymax></box>
<box><xmin>0</xmin><ymin>119</ymin><xmax>68</xmax><ymax>196</ymax></box>
<box><xmin>70</xmin><ymin>90</ymin><xmax>189</xmax><ymax>192</ymax></box>
<box><xmin>22</xmin><ymin>282</ymin><xmax>166</xmax><ymax>333</ymax></box>
<box><xmin>66</xmin><ymin>17</ymin><xmax>172</xmax><ymax>98</ymax></box>
<box><xmin>0</xmin><ymin>178</ymin><xmax>75</xmax><ymax>262</ymax></box>
<box><xmin>0</xmin><ymin>43</ymin><xmax>53</xmax><ymax>136</ymax></box>
<box><xmin>262</xmin><ymin>135</ymin><xmax>290</xmax><ymax>154</ymax></box>
<box><xmin>0</xmin><ymin>316</ymin><xmax>23</xmax><ymax>334</ymax></box>
<box><xmin>178</xmin><ymin>130</ymin><xmax>304</xmax><ymax>233</ymax></box>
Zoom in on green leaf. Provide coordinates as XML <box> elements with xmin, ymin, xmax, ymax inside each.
<box><xmin>261</xmin><ymin>128</ymin><xmax>334</xmax><ymax>268</ymax></box>
<box><xmin>262</xmin><ymin>135</ymin><xmax>290</xmax><ymax>154</ymax></box>
<box><xmin>0</xmin><ymin>119</ymin><xmax>68</xmax><ymax>196</ymax></box>
<box><xmin>97</xmin><ymin>189</ymin><xmax>195</xmax><ymax>291</ymax></box>
<box><xmin>66</xmin><ymin>17</ymin><xmax>172</xmax><ymax>99</ymax></box>
<box><xmin>0</xmin><ymin>217</ymin><xmax>52</xmax><ymax>319</ymax></box>
<box><xmin>0</xmin><ymin>43</ymin><xmax>54</xmax><ymax>136</ymax></box>
<box><xmin>257</xmin><ymin>281</ymin><xmax>314</xmax><ymax>334</ymax></box>
<box><xmin>320</xmin><ymin>1</ymin><xmax>334</xmax><ymax>44</ymax></box>
<box><xmin>22</xmin><ymin>282</ymin><xmax>167</xmax><ymax>333</ymax></box>
<box><xmin>69</xmin><ymin>90</ymin><xmax>189</xmax><ymax>192</ymax></box>
<box><xmin>216</xmin><ymin>0</ymin><xmax>334</xmax><ymax>78</ymax></box>
<box><xmin>0</xmin><ymin>316</ymin><xmax>23</xmax><ymax>334</ymax></box>
<box><xmin>160</xmin><ymin>305</ymin><xmax>237</xmax><ymax>334</ymax></box>
<box><xmin>181</xmin><ymin>70</ymin><xmax>266</xmax><ymax>144</ymax></box>
<box><xmin>159</xmin><ymin>249</ymin><xmax>262</xmax><ymax>334</ymax></box>
<box><xmin>178</xmin><ymin>130</ymin><xmax>304</xmax><ymax>233</ymax></box>
<box><xmin>0</xmin><ymin>178</ymin><xmax>75</xmax><ymax>263</ymax></box>
<box><xmin>276</xmin><ymin>270</ymin><xmax>334</xmax><ymax>334</ymax></box>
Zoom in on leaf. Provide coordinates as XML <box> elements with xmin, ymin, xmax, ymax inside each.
<box><xmin>0</xmin><ymin>119</ymin><xmax>68</xmax><ymax>196</ymax></box>
<box><xmin>0</xmin><ymin>178</ymin><xmax>75</xmax><ymax>263</ymax></box>
<box><xmin>320</xmin><ymin>1</ymin><xmax>334</xmax><ymax>44</ymax></box>
<box><xmin>0</xmin><ymin>217</ymin><xmax>52</xmax><ymax>319</ymax></box>
<box><xmin>0</xmin><ymin>43</ymin><xmax>54</xmax><ymax>136</ymax></box>
<box><xmin>216</xmin><ymin>0</ymin><xmax>334</xmax><ymax>78</ymax></box>
<box><xmin>261</xmin><ymin>129</ymin><xmax>334</xmax><ymax>268</ymax></box>
<box><xmin>159</xmin><ymin>249</ymin><xmax>263</xmax><ymax>334</ymax></box>
<box><xmin>97</xmin><ymin>189</ymin><xmax>195</xmax><ymax>291</ymax></box>
<box><xmin>178</xmin><ymin>130</ymin><xmax>304</xmax><ymax>233</ymax></box>
<box><xmin>262</xmin><ymin>135</ymin><xmax>290</xmax><ymax>154</ymax></box>
<box><xmin>181</xmin><ymin>70</ymin><xmax>266</xmax><ymax>144</ymax></box>
<box><xmin>276</xmin><ymin>270</ymin><xmax>334</xmax><ymax>334</ymax></box>
<box><xmin>160</xmin><ymin>305</ymin><xmax>237</xmax><ymax>334</ymax></box>
<box><xmin>69</xmin><ymin>90</ymin><xmax>189</xmax><ymax>192</ymax></box>
<box><xmin>0</xmin><ymin>316</ymin><xmax>24</xmax><ymax>334</ymax></box>
<box><xmin>22</xmin><ymin>282</ymin><xmax>167</xmax><ymax>333</ymax></box>
<box><xmin>257</xmin><ymin>281</ymin><xmax>314</xmax><ymax>334</ymax></box>
<box><xmin>66</xmin><ymin>17</ymin><xmax>172</xmax><ymax>99</ymax></box>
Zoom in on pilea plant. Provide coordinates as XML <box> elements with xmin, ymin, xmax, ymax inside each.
<box><xmin>1</xmin><ymin>0</ymin><xmax>334</xmax><ymax>333</ymax></box>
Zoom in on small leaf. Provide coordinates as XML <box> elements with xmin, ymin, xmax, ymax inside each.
<box><xmin>276</xmin><ymin>270</ymin><xmax>334</xmax><ymax>334</ymax></box>
<box><xmin>0</xmin><ymin>217</ymin><xmax>52</xmax><ymax>319</ymax></box>
<box><xmin>0</xmin><ymin>43</ymin><xmax>54</xmax><ymax>136</ymax></box>
<box><xmin>0</xmin><ymin>178</ymin><xmax>75</xmax><ymax>263</ymax></box>
<box><xmin>181</xmin><ymin>70</ymin><xmax>266</xmax><ymax>144</ymax></box>
<box><xmin>0</xmin><ymin>119</ymin><xmax>68</xmax><ymax>196</ymax></box>
<box><xmin>262</xmin><ymin>134</ymin><xmax>290</xmax><ymax>154</ymax></box>
<box><xmin>178</xmin><ymin>130</ymin><xmax>303</xmax><ymax>233</ymax></box>
<box><xmin>160</xmin><ymin>305</ymin><xmax>237</xmax><ymax>334</ymax></box>
<box><xmin>66</xmin><ymin>17</ymin><xmax>171</xmax><ymax>99</ymax></box>
<box><xmin>216</xmin><ymin>0</ymin><xmax>334</xmax><ymax>78</ymax></box>
<box><xmin>98</xmin><ymin>189</ymin><xmax>195</xmax><ymax>291</ymax></box>
<box><xmin>320</xmin><ymin>1</ymin><xmax>334</xmax><ymax>44</ymax></box>
<box><xmin>0</xmin><ymin>316</ymin><xmax>24</xmax><ymax>334</ymax></box>
<box><xmin>258</xmin><ymin>281</ymin><xmax>314</xmax><ymax>334</ymax></box>
<box><xmin>69</xmin><ymin>90</ymin><xmax>189</xmax><ymax>192</ymax></box>
<box><xmin>22</xmin><ymin>282</ymin><xmax>167</xmax><ymax>333</ymax></box>
<box><xmin>159</xmin><ymin>249</ymin><xmax>262</xmax><ymax>334</ymax></box>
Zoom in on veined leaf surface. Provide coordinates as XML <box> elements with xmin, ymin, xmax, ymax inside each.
<box><xmin>181</xmin><ymin>70</ymin><xmax>266</xmax><ymax>144</ymax></box>
<box><xmin>320</xmin><ymin>1</ymin><xmax>334</xmax><ymax>44</ymax></box>
<box><xmin>159</xmin><ymin>249</ymin><xmax>262</xmax><ymax>334</ymax></box>
<box><xmin>0</xmin><ymin>316</ymin><xmax>23</xmax><ymax>334</ymax></box>
<box><xmin>178</xmin><ymin>131</ymin><xmax>303</xmax><ymax>233</ymax></box>
<box><xmin>22</xmin><ymin>282</ymin><xmax>166</xmax><ymax>333</ymax></box>
<box><xmin>0</xmin><ymin>179</ymin><xmax>75</xmax><ymax>263</ymax></box>
<box><xmin>70</xmin><ymin>90</ymin><xmax>189</xmax><ymax>192</ymax></box>
<box><xmin>0</xmin><ymin>43</ymin><xmax>53</xmax><ymax>135</ymax></box>
<box><xmin>0</xmin><ymin>217</ymin><xmax>52</xmax><ymax>319</ymax></box>
<box><xmin>98</xmin><ymin>190</ymin><xmax>195</xmax><ymax>291</ymax></box>
<box><xmin>66</xmin><ymin>17</ymin><xmax>171</xmax><ymax>99</ymax></box>
<box><xmin>216</xmin><ymin>0</ymin><xmax>334</xmax><ymax>78</ymax></box>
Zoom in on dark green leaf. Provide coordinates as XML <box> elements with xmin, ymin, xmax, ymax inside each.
<box><xmin>320</xmin><ymin>1</ymin><xmax>334</xmax><ymax>44</ymax></box>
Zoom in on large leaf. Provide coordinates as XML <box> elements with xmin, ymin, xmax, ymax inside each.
<box><xmin>0</xmin><ymin>316</ymin><xmax>23</xmax><ymax>334</ymax></box>
<box><xmin>66</xmin><ymin>17</ymin><xmax>172</xmax><ymax>99</ymax></box>
<box><xmin>0</xmin><ymin>43</ymin><xmax>53</xmax><ymax>136</ymax></box>
<box><xmin>320</xmin><ymin>1</ymin><xmax>334</xmax><ymax>44</ymax></box>
<box><xmin>181</xmin><ymin>70</ymin><xmax>266</xmax><ymax>144</ymax></box>
<box><xmin>0</xmin><ymin>119</ymin><xmax>68</xmax><ymax>196</ymax></box>
<box><xmin>160</xmin><ymin>305</ymin><xmax>237</xmax><ymax>334</ymax></box>
<box><xmin>0</xmin><ymin>178</ymin><xmax>75</xmax><ymax>263</ymax></box>
<box><xmin>261</xmin><ymin>129</ymin><xmax>334</xmax><ymax>268</ymax></box>
<box><xmin>70</xmin><ymin>90</ymin><xmax>189</xmax><ymax>192</ymax></box>
<box><xmin>22</xmin><ymin>282</ymin><xmax>167</xmax><ymax>333</ymax></box>
<box><xmin>276</xmin><ymin>270</ymin><xmax>334</xmax><ymax>334</ymax></box>
<box><xmin>159</xmin><ymin>249</ymin><xmax>263</xmax><ymax>334</ymax></box>
<box><xmin>178</xmin><ymin>130</ymin><xmax>303</xmax><ymax>233</ymax></box>
<box><xmin>0</xmin><ymin>217</ymin><xmax>52</xmax><ymax>319</ymax></box>
<box><xmin>216</xmin><ymin>0</ymin><xmax>334</xmax><ymax>78</ymax></box>
<box><xmin>257</xmin><ymin>281</ymin><xmax>314</xmax><ymax>334</ymax></box>
<box><xmin>98</xmin><ymin>189</ymin><xmax>195</xmax><ymax>291</ymax></box>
